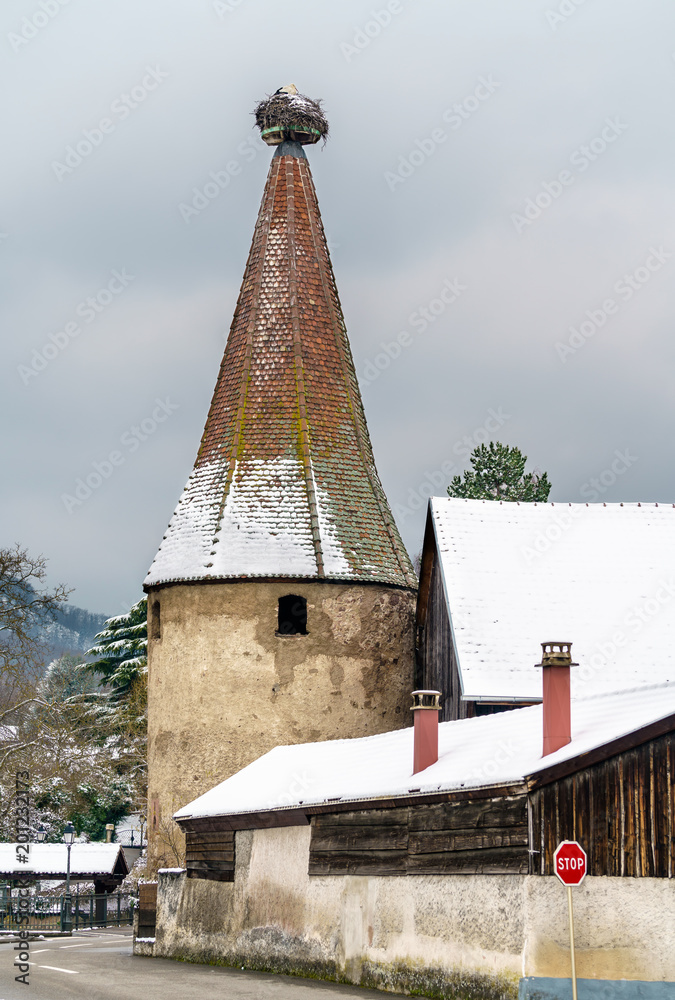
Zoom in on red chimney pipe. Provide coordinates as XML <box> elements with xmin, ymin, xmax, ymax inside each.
<box><xmin>411</xmin><ymin>690</ymin><xmax>442</xmax><ymax>773</ymax></box>
<box><xmin>537</xmin><ymin>642</ymin><xmax>576</xmax><ymax>756</ymax></box>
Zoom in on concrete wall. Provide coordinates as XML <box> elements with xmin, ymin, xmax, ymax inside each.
<box><xmin>152</xmin><ymin>825</ymin><xmax>675</xmax><ymax>999</ymax></box>
<box><xmin>146</xmin><ymin>581</ymin><xmax>415</xmax><ymax>865</ymax></box>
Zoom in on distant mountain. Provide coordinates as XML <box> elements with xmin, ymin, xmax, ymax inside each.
<box><xmin>41</xmin><ymin>604</ymin><xmax>111</xmax><ymax>660</ymax></box>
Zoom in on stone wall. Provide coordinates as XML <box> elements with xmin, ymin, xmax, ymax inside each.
<box><xmin>152</xmin><ymin>825</ymin><xmax>675</xmax><ymax>999</ymax></box>
<box><xmin>146</xmin><ymin>580</ymin><xmax>415</xmax><ymax>865</ymax></box>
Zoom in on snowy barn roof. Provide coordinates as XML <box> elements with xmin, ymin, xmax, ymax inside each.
<box><xmin>174</xmin><ymin>680</ymin><xmax>675</xmax><ymax>822</ymax></box>
<box><xmin>145</xmin><ymin>139</ymin><xmax>415</xmax><ymax>591</ymax></box>
<box><xmin>422</xmin><ymin>498</ymin><xmax>675</xmax><ymax>703</ymax></box>
<box><xmin>0</xmin><ymin>842</ymin><xmax>128</xmax><ymax>879</ymax></box>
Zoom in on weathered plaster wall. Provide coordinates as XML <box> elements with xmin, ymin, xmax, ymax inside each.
<box><xmin>146</xmin><ymin>581</ymin><xmax>415</xmax><ymax>864</ymax></box>
<box><xmin>521</xmin><ymin>874</ymin><xmax>675</xmax><ymax>982</ymax></box>
<box><xmin>153</xmin><ymin>825</ymin><xmax>675</xmax><ymax>998</ymax></box>
<box><xmin>154</xmin><ymin>826</ymin><xmax>520</xmax><ymax>998</ymax></box>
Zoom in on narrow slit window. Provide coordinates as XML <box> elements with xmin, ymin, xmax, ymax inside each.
<box><xmin>150</xmin><ymin>600</ymin><xmax>161</xmax><ymax>640</ymax></box>
<box><xmin>277</xmin><ymin>595</ymin><xmax>307</xmax><ymax>636</ymax></box>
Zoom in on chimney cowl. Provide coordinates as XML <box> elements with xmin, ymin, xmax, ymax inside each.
<box><xmin>537</xmin><ymin>641</ymin><xmax>577</xmax><ymax>668</ymax></box>
<box><xmin>411</xmin><ymin>690</ymin><xmax>442</xmax><ymax>711</ymax></box>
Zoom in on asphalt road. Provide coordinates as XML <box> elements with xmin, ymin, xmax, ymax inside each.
<box><xmin>0</xmin><ymin>930</ymin><xmax>389</xmax><ymax>1000</ymax></box>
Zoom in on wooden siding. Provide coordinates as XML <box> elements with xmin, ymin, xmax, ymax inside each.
<box><xmin>529</xmin><ymin>734</ymin><xmax>675</xmax><ymax>877</ymax></box>
<box><xmin>309</xmin><ymin>795</ymin><xmax>529</xmax><ymax>876</ymax></box>
<box><xmin>137</xmin><ymin>882</ymin><xmax>157</xmax><ymax>937</ymax></box>
<box><xmin>185</xmin><ymin>829</ymin><xmax>235</xmax><ymax>882</ymax></box>
<box><xmin>420</xmin><ymin>553</ymin><xmax>473</xmax><ymax>722</ymax></box>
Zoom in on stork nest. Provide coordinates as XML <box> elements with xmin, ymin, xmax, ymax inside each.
<box><xmin>254</xmin><ymin>90</ymin><xmax>329</xmax><ymax>144</ymax></box>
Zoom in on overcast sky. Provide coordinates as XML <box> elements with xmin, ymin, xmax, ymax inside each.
<box><xmin>2</xmin><ymin>0</ymin><xmax>674</xmax><ymax>615</ymax></box>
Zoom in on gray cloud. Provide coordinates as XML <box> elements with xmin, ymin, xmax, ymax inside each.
<box><xmin>1</xmin><ymin>0</ymin><xmax>674</xmax><ymax>611</ymax></box>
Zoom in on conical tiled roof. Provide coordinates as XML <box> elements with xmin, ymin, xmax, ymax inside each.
<box><xmin>145</xmin><ymin>140</ymin><xmax>416</xmax><ymax>589</ymax></box>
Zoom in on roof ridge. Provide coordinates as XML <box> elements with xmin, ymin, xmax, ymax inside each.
<box><xmin>285</xmin><ymin>156</ymin><xmax>324</xmax><ymax>576</ymax></box>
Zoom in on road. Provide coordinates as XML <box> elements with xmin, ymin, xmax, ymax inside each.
<box><xmin>0</xmin><ymin>930</ymin><xmax>389</xmax><ymax>1000</ymax></box>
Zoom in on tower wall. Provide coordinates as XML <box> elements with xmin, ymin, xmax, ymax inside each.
<box><xmin>147</xmin><ymin>580</ymin><xmax>415</xmax><ymax>865</ymax></box>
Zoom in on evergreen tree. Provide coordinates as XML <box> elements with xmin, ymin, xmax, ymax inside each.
<box><xmin>0</xmin><ymin>594</ymin><xmax>148</xmax><ymax>844</ymax></box>
<box><xmin>447</xmin><ymin>442</ymin><xmax>551</xmax><ymax>502</ymax></box>
<box><xmin>38</xmin><ymin>652</ymin><xmax>100</xmax><ymax>703</ymax></box>
<box><xmin>85</xmin><ymin>598</ymin><xmax>147</xmax><ymax>702</ymax></box>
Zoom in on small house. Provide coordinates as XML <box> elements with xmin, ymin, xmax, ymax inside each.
<box><xmin>0</xmin><ymin>842</ymin><xmax>129</xmax><ymax>893</ymax></box>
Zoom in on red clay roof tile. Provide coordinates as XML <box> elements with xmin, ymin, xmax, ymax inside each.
<box><xmin>145</xmin><ymin>143</ymin><xmax>416</xmax><ymax>589</ymax></box>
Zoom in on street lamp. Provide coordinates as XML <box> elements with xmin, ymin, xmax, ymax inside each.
<box><xmin>35</xmin><ymin>826</ymin><xmax>47</xmax><ymax>844</ymax></box>
<box><xmin>62</xmin><ymin>822</ymin><xmax>75</xmax><ymax>933</ymax></box>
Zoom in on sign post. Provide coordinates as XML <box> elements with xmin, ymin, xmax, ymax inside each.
<box><xmin>553</xmin><ymin>840</ymin><xmax>587</xmax><ymax>1000</ymax></box>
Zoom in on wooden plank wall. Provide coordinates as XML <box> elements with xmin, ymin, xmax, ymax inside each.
<box><xmin>408</xmin><ymin>795</ymin><xmax>529</xmax><ymax>874</ymax></box>
<box><xmin>137</xmin><ymin>882</ymin><xmax>157</xmax><ymax>936</ymax></box>
<box><xmin>421</xmin><ymin>555</ymin><xmax>474</xmax><ymax>722</ymax></box>
<box><xmin>309</xmin><ymin>795</ymin><xmax>529</xmax><ymax>876</ymax></box>
<box><xmin>529</xmin><ymin>735</ymin><xmax>675</xmax><ymax>877</ymax></box>
<box><xmin>185</xmin><ymin>829</ymin><xmax>235</xmax><ymax>882</ymax></box>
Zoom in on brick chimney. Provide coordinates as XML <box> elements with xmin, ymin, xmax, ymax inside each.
<box><xmin>537</xmin><ymin>642</ymin><xmax>577</xmax><ymax>756</ymax></box>
<box><xmin>411</xmin><ymin>690</ymin><xmax>442</xmax><ymax>773</ymax></box>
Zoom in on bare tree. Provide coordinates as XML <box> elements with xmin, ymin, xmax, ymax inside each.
<box><xmin>154</xmin><ymin>818</ymin><xmax>186</xmax><ymax>871</ymax></box>
<box><xmin>0</xmin><ymin>544</ymin><xmax>70</xmax><ymax>705</ymax></box>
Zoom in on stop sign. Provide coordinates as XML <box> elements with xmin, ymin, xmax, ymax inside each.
<box><xmin>554</xmin><ymin>840</ymin><xmax>587</xmax><ymax>886</ymax></box>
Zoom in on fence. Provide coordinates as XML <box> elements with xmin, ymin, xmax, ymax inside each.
<box><xmin>0</xmin><ymin>887</ymin><xmax>134</xmax><ymax>932</ymax></box>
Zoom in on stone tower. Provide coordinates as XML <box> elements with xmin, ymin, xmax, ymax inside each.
<box><xmin>144</xmin><ymin>89</ymin><xmax>417</xmax><ymax>862</ymax></box>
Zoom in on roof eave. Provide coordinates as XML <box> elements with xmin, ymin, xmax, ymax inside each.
<box><xmin>174</xmin><ymin>780</ymin><xmax>530</xmax><ymax>831</ymax></box>
<box><xmin>465</xmin><ymin>694</ymin><xmax>542</xmax><ymax>704</ymax></box>
<box><xmin>526</xmin><ymin>710</ymin><xmax>675</xmax><ymax>789</ymax></box>
<box><xmin>145</xmin><ymin>573</ymin><xmax>417</xmax><ymax>593</ymax></box>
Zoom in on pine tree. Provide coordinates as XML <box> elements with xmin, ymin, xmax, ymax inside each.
<box><xmin>85</xmin><ymin>598</ymin><xmax>147</xmax><ymax>702</ymax></box>
<box><xmin>0</xmin><ymin>599</ymin><xmax>148</xmax><ymax>843</ymax></box>
<box><xmin>39</xmin><ymin>652</ymin><xmax>100</xmax><ymax>703</ymax></box>
<box><xmin>447</xmin><ymin>442</ymin><xmax>551</xmax><ymax>502</ymax></box>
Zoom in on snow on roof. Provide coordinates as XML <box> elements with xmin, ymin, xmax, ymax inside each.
<box><xmin>429</xmin><ymin>498</ymin><xmax>675</xmax><ymax>702</ymax></box>
<box><xmin>174</xmin><ymin>680</ymin><xmax>675</xmax><ymax>821</ymax></box>
<box><xmin>146</xmin><ymin>458</ymin><xmax>319</xmax><ymax>583</ymax></box>
<box><xmin>0</xmin><ymin>842</ymin><xmax>126</xmax><ymax>876</ymax></box>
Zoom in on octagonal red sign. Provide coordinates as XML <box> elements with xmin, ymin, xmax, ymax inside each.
<box><xmin>554</xmin><ymin>840</ymin><xmax>587</xmax><ymax>885</ymax></box>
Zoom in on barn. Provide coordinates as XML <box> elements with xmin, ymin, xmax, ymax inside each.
<box><xmin>416</xmin><ymin>497</ymin><xmax>675</xmax><ymax>718</ymax></box>
<box><xmin>143</xmin><ymin>659</ymin><xmax>675</xmax><ymax>1000</ymax></box>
